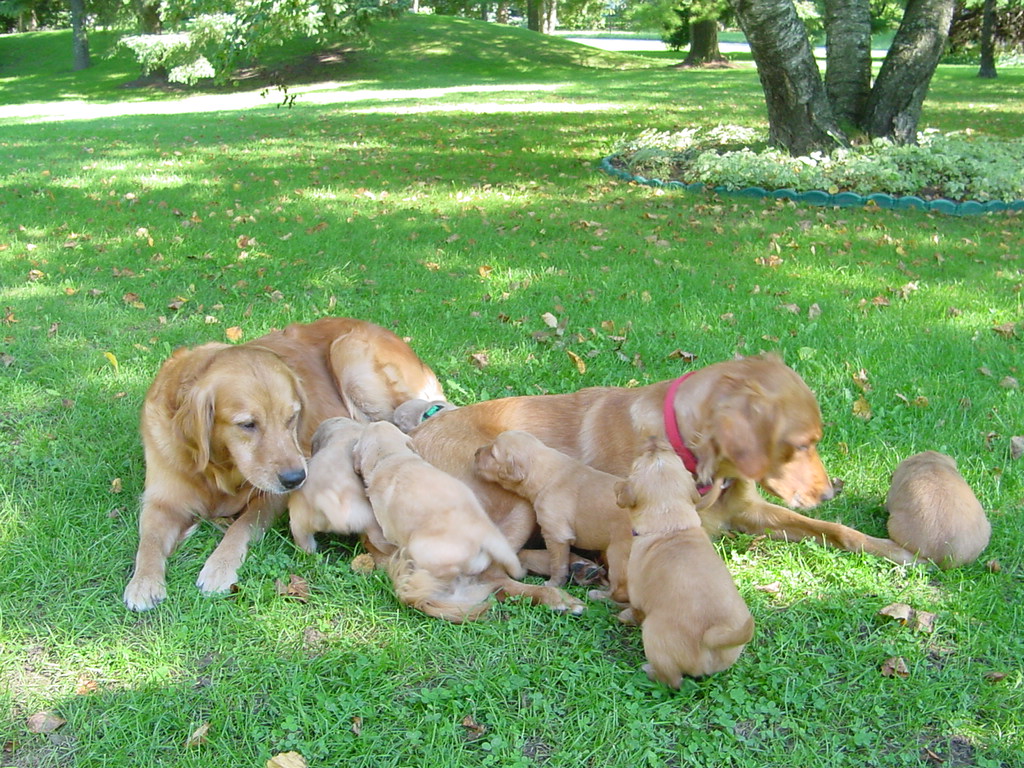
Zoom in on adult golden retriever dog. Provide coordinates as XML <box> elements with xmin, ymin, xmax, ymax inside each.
<box><xmin>885</xmin><ymin>451</ymin><xmax>990</xmax><ymax>569</ymax></box>
<box><xmin>412</xmin><ymin>354</ymin><xmax>918</xmax><ymax>614</ymax></box>
<box><xmin>124</xmin><ymin>317</ymin><xmax>443</xmax><ymax>611</ymax></box>
<box><xmin>616</xmin><ymin>439</ymin><xmax>754</xmax><ymax>683</ymax></box>
<box><xmin>353</xmin><ymin>421</ymin><xmax>525</xmax><ymax>623</ymax></box>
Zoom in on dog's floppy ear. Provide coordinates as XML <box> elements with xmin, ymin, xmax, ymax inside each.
<box><xmin>715</xmin><ymin>402</ymin><xmax>772</xmax><ymax>481</ymax></box>
<box><xmin>495</xmin><ymin>449</ymin><xmax>526</xmax><ymax>485</ymax></box>
<box><xmin>173</xmin><ymin>383</ymin><xmax>215</xmax><ymax>473</ymax></box>
<box><xmin>615</xmin><ymin>479</ymin><xmax>636</xmax><ymax>510</ymax></box>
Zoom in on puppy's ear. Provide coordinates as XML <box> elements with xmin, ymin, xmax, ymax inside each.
<box><xmin>173</xmin><ymin>384</ymin><xmax>214</xmax><ymax>472</ymax></box>
<box><xmin>615</xmin><ymin>479</ymin><xmax>636</xmax><ymax>509</ymax></box>
<box><xmin>496</xmin><ymin>452</ymin><xmax>526</xmax><ymax>485</ymax></box>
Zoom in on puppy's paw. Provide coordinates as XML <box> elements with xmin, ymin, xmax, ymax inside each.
<box><xmin>196</xmin><ymin>558</ymin><xmax>239</xmax><ymax>595</ymax></box>
<box><xmin>124</xmin><ymin>576</ymin><xmax>166</xmax><ymax>612</ymax></box>
<box><xmin>543</xmin><ymin>588</ymin><xmax>586</xmax><ymax>616</ymax></box>
<box><xmin>568</xmin><ymin>560</ymin><xmax>606</xmax><ymax>586</ymax></box>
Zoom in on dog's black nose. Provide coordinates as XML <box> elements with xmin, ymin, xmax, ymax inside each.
<box><xmin>279</xmin><ymin>468</ymin><xmax>306</xmax><ymax>490</ymax></box>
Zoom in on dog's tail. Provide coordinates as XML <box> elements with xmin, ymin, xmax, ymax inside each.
<box><xmin>386</xmin><ymin>552</ymin><xmax>496</xmax><ymax>623</ymax></box>
<box><xmin>703</xmin><ymin>614</ymin><xmax>756</xmax><ymax>654</ymax></box>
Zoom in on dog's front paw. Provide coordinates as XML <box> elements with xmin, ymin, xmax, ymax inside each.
<box><xmin>196</xmin><ymin>558</ymin><xmax>239</xmax><ymax>595</ymax></box>
<box><xmin>124</xmin><ymin>575</ymin><xmax>166</xmax><ymax>612</ymax></box>
<box><xmin>543</xmin><ymin>587</ymin><xmax>586</xmax><ymax>616</ymax></box>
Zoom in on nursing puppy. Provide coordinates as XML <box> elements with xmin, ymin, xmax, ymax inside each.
<box><xmin>616</xmin><ymin>439</ymin><xmax>754</xmax><ymax>684</ymax></box>
<box><xmin>353</xmin><ymin>421</ymin><xmax>525</xmax><ymax>622</ymax></box>
<box><xmin>885</xmin><ymin>451</ymin><xmax>990</xmax><ymax>569</ymax></box>
<box><xmin>287</xmin><ymin>417</ymin><xmax>383</xmax><ymax>554</ymax></box>
<box><xmin>474</xmin><ymin>430</ymin><xmax>632</xmax><ymax>603</ymax></box>
<box><xmin>124</xmin><ymin>317</ymin><xmax>444</xmax><ymax>611</ymax></box>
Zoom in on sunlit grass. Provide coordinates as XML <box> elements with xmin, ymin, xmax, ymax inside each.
<box><xmin>0</xmin><ymin>12</ymin><xmax>1022</xmax><ymax>768</ymax></box>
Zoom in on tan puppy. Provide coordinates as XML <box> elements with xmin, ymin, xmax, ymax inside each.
<box><xmin>353</xmin><ymin>421</ymin><xmax>525</xmax><ymax>622</ymax></box>
<box><xmin>124</xmin><ymin>317</ymin><xmax>443</xmax><ymax>611</ymax></box>
<box><xmin>616</xmin><ymin>439</ymin><xmax>754</xmax><ymax>685</ymax></box>
<box><xmin>413</xmin><ymin>354</ymin><xmax>915</xmax><ymax>614</ymax></box>
<box><xmin>392</xmin><ymin>398</ymin><xmax>456</xmax><ymax>433</ymax></box>
<box><xmin>885</xmin><ymin>451</ymin><xmax>990</xmax><ymax>569</ymax></box>
<box><xmin>287</xmin><ymin>417</ymin><xmax>383</xmax><ymax>554</ymax></box>
<box><xmin>474</xmin><ymin>430</ymin><xmax>632</xmax><ymax>602</ymax></box>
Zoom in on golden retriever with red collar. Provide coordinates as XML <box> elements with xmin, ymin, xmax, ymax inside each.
<box><xmin>411</xmin><ymin>354</ymin><xmax>917</xmax><ymax>616</ymax></box>
<box><xmin>124</xmin><ymin>317</ymin><xmax>443</xmax><ymax>611</ymax></box>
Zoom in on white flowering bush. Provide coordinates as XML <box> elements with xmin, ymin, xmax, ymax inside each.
<box><xmin>612</xmin><ymin>125</ymin><xmax>1024</xmax><ymax>202</ymax></box>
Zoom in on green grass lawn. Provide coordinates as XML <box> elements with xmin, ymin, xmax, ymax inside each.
<box><xmin>1</xmin><ymin>13</ymin><xmax>1022</xmax><ymax>768</ymax></box>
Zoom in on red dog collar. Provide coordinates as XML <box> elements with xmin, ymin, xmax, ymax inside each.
<box><xmin>663</xmin><ymin>371</ymin><xmax>712</xmax><ymax>495</ymax></box>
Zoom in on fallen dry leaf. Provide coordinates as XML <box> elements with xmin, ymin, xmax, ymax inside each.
<box><xmin>350</xmin><ymin>553</ymin><xmax>376</xmax><ymax>574</ymax></box>
<box><xmin>992</xmin><ymin>322</ymin><xmax>1017</xmax><ymax>339</ymax></box>
<box><xmin>477</xmin><ymin>265</ymin><xmax>492</xmax><ymax>278</ymax></box>
<box><xmin>808</xmin><ymin>303</ymin><xmax>822</xmax><ymax>319</ymax></box>
<box><xmin>185</xmin><ymin>722</ymin><xmax>210</xmax><ymax>748</ymax></box>
<box><xmin>351</xmin><ymin>716</ymin><xmax>363</xmax><ymax>736</ymax></box>
<box><xmin>275</xmin><ymin>574</ymin><xmax>310</xmax><ymax>603</ymax></box>
<box><xmin>267</xmin><ymin>752</ymin><xmax>308</xmax><ymax>768</ymax></box>
<box><xmin>540</xmin><ymin>312</ymin><xmax>558</xmax><ymax>328</ymax></box>
<box><xmin>566</xmin><ymin>349</ymin><xmax>586</xmax><ymax>374</ymax></box>
<box><xmin>984</xmin><ymin>671</ymin><xmax>1008</xmax><ymax>683</ymax></box>
<box><xmin>986</xmin><ymin>559</ymin><xmax>1002</xmax><ymax>573</ymax></box>
<box><xmin>852</xmin><ymin>396</ymin><xmax>872</xmax><ymax>421</ymax></box>
<box><xmin>754</xmin><ymin>582</ymin><xmax>781</xmax><ymax>594</ymax></box>
<box><xmin>225</xmin><ymin>326</ymin><xmax>244</xmax><ymax>342</ymax></box>
<box><xmin>1010</xmin><ymin>437</ymin><xmax>1024</xmax><ymax>461</ymax></box>
<box><xmin>110</xmin><ymin>477</ymin><xmax>122</xmax><ymax>493</ymax></box>
<box><xmin>27</xmin><ymin>712</ymin><xmax>66</xmax><ymax>734</ymax></box>
<box><xmin>879</xmin><ymin>602</ymin><xmax>914</xmax><ymax>624</ymax></box>
<box><xmin>460</xmin><ymin>715</ymin><xmax>488</xmax><ymax>742</ymax></box>
<box><xmin>469</xmin><ymin>352</ymin><xmax>489</xmax><ymax>369</ymax></box>
<box><xmin>852</xmin><ymin>368</ymin><xmax>871</xmax><ymax>392</ymax></box>
<box><xmin>881</xmin><ymin>656</ymin><xmax>910</xmax><ymax>678</ymax></box>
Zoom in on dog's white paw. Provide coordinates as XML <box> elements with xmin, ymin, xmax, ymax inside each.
<box><xmin>124</xmin><ymin>576</ymin><xmax>166</xmax><ymax>612</ymax></box>
<box><xmin>196</xmin><ymin>558</ymin><xmax>239</xmax><ymax>595</ymax></box>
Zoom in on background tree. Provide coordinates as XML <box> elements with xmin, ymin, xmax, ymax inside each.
<box><xmin>69</xmin><ymin>0</ymin><xmax>89</xmax><ymax>69</ymax></box>
<box><xmin>663</xmin><ymin>1</ymin><xmax>733</xmax><ymax>66</ymax></box>
<box><xmin>727</xmin><ymin>0</ymin><xmax>957</xmax><ymax>155</ymax></box>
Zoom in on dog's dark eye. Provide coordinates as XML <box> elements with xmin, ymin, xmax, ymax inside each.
<box><xmin>239</xmin><ymin>421</ymin><xmax>258</xmax><ymax>431</ymax></box>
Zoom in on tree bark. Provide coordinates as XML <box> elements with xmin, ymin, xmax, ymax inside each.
<box><xmin>681</xmin><ymin>20</ymin><xmax>729</xmax><ymax>66</ymax></box>
<box><xmin>70</xmin><ymin>0</ymin><xmax>91</xmax><ymax>71</ymax></box>
<box><xmin>728</xmin><ymin>0</ymin><xmax>846</xmax><ymax>154</ymax></box>
<box><xmin>861</xmin><ymin>0</ymin><xmax>956</xmax><ymax>143</ymax></box>
<box><xmin>823</xmin><ymin>0</ymin><xmax>872</xmax><ymax>124</ymax></box>
<box><xmin>978</xmin><ymin>0</ymin><xmax>997</xmax><ymax>78</ymax></box>
<box><xmin>527</xmin><ymin>0</ymin><xmax>541</xmax><ymax>31</ymax></box>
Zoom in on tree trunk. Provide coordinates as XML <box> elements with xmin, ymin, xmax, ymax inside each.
<box><xmin>862</xmin><ymin>0</ymin><xmax>955</xmax><ymax>143</ymax></box>
<box><xmin>823</xmin><ymin>0</ymin><xmax>872</xmax><ymax>124</ymax></box>
<box><xmin>70</xmin><ymin>0</ymin><xmax>90</xmax><ymax>71</ymax></box>
<box><xmin>728</xmin><ymin>0</ymin><xmax>846</xmax><ymax>154</ymax></box>
<box><xmin>978</xmin><ymin>0</ymin><xmax>997</xmax><ymax>78</ymax></box>
<box><xmin>527</xmin><ymin>0</ymin><xmax>541</xmax><ymax>31</ymax></box>
<box><xmin>681</xmin><ymin>20</ymin><xmax>729</xmax><ymax>66</ymax></box>
<box><xmin>543</xmin><ymin>0</ymin><xmax>558</xmax><ymax>34</ymax></box>
<box><xmin>134</xmin><ymin>1</ymin><xmax>162</xmax><ymax>34</ymax></box>
<box><xmin>497</xmin><ymin>2</ymin><xmax>510</xmax><ymax>24</ymax></box>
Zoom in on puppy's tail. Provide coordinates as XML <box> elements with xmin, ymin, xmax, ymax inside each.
<box><xmin>386</xmin><ymin>552</ymin><xmax>495</xmax><ymax>623</ymax></box>
<box><xmin>703</xmin><ymin>614</ymin><xmax>756</xmax><ymax>653</ymax></box>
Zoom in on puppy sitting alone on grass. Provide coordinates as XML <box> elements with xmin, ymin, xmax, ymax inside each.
<box><xmin>287</xmin><ymin>417</ymin><xmax>385</xmax><ymax>555</ymax></box>
<box><xmin>616</xmin><ymin>439</ymin><xmax>754</xmax><ymax>685</ymax></box>
<box><xmin>353</xmin><ymin>420</ymin><xmax>525</xmax><ymax>622</ymax></box>
<box><xmin>885</xmin><ymin>451</ymin><xmax>990</xmax><ymax>570</ymax></box>
<box><xmin>474</xmin><ymin>430</ymin><xmax>632</xmax><ymax>603</ymax></box>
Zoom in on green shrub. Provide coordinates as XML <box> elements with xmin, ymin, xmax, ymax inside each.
<box><xmin>612</xmin><ymin>125</ymin><xmax>1024</xmax><ymax>201</ymax></box>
